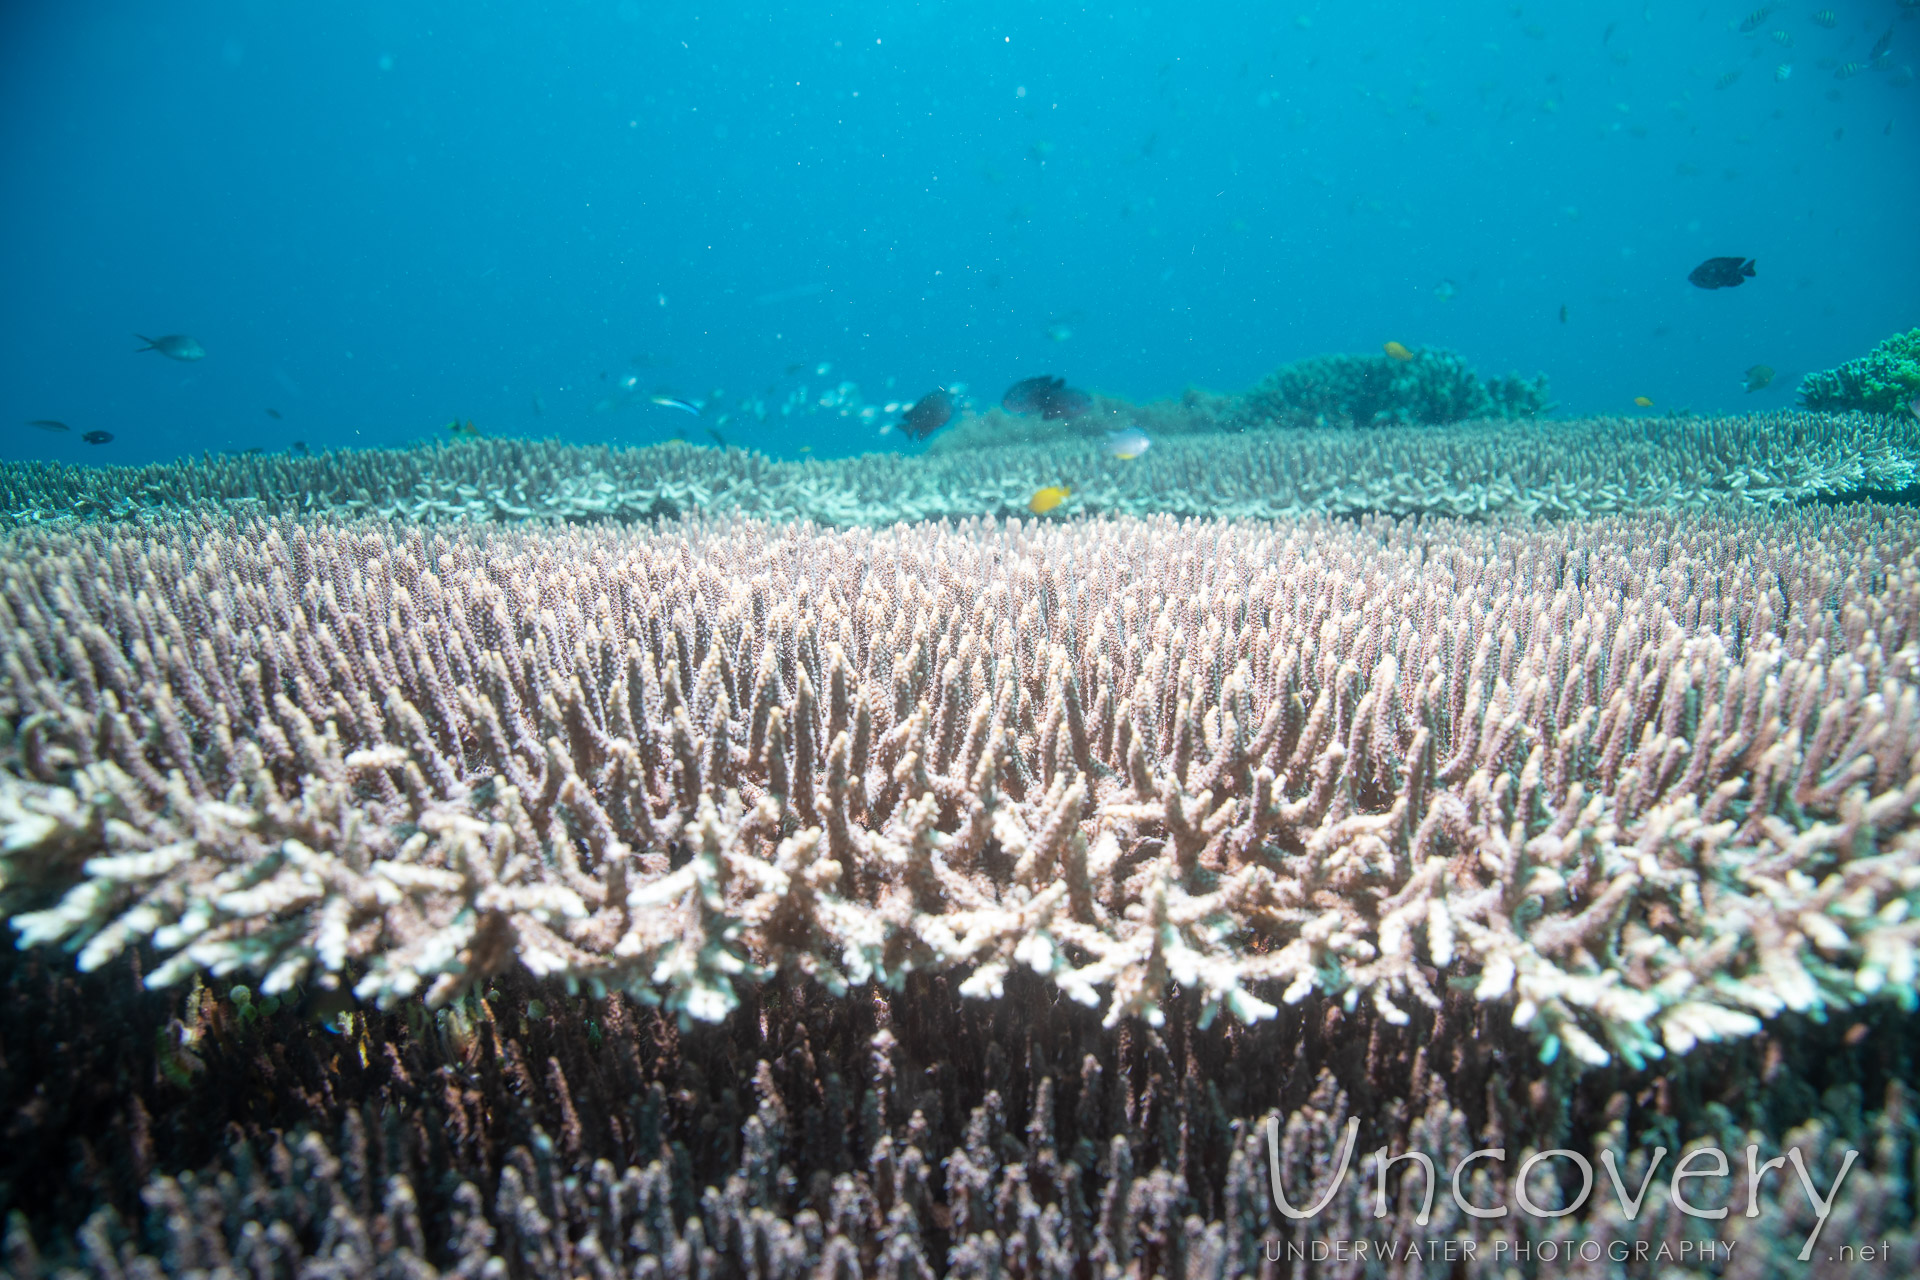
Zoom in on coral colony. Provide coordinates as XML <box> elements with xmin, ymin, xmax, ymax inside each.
<box><xmin>4</xmin><ymin>357</ymin><xmax>1920</xmax><ymax>1277</ymax></box>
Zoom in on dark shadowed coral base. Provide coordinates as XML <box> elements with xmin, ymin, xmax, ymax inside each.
<box><xmin>3</xmin><ymin>939</ymin><xmax>1916</xmax><ymax>1279</ymax></box>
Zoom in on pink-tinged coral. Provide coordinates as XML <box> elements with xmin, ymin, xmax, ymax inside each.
<box><xmin>5</xmin><ymin>507</ymin><xmax>1920</xmax><ymax>1076</ymax></box>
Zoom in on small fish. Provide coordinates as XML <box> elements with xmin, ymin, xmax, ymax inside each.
<box><xmin>1045</xmin><ymin>322</ymin><xmax>1074</xmax><ymax>342</ymax></box>
<box><xmin>649</xmin><ymin>395</ymin><xmax>702</xmax><ymax>416</ymax></box>
<box><xmin>265</xmin><ymin>407</ymin><xmax>282</xmax><ymax>419</ymax></box>
<box><xmin>1688</xmin><ymin>256</ymin><xmax>1756</xmax><ymax>289</ymax></box>
<box><xmin>1558</xmin><ymin>303</ymin><xmax>1569</xmax><ymax>324</ymax></box>
<box><xmin>1776</xmin><ymin>63</ymin><xmax>1793</xmax><ymax>81</ymax></box>
<box><xmin>1909</xmin><ymin>393</ymin><xmax>1920</xmax><ymax>421</ymax></box>
<box><xmin>1737</xmin><ymin>6</ymin><xmax>1772</xmax><ymax>34</ymax></box>
<box><xmin>1433</xmin><ymin>278</ymin><xmax>1458</xmax><ymax>301</ymax></box>
<box><xmin>1603</xmin><ymin>21</ymin><xmax>1617</xmax><ymax>43</ymax></box>
<box><xmin>1870</xmin><ymin>25</ymin><xmax>1894</xmax><ymax>64</ymax></box>
<box><xmin>135</xmin><ymin>333</ymin><xmax>206</xmax><ymax>361</ymax></box>
<box><xmin>1029</xmin><ymin>485</ymin><xmax>1071</xmax><ymax>514</ymax></box>
<box><xmin>1771</xmin><ymin>29</ymin><xmax>1793</xmax><ymax>45</ymax></box>
<box><xmin>81</xmin><ymin>430</ymin><xmax>114</xmax><ymax>444</ymax></box>
<box><xmin>898</xmin><ymin>388</ymin><xmax>956</xmax><ymax>441</ymax></box>
<box><xmin>26</xmin><ymin>419</ymin><xmax>69</xmax><ymax>432</ymax></box>
<box><xmin>1634</xmin><ymin>396</ymin><xmax>1654</xmax><ymax>408</ymax></box>
<box><xmin>1834</xmin><ymin>61</ymin><xmax>1860</xmax><ymax>80</ymax></box>
<box><xmin>705</xmin><ymin>427</ymin><xmax>728</xmax><ymax>449</ymax></box>
<box><xmin>1105</xmin><ymin>426</ymin><xmax>1153</xmax><ymax>460</ymax></box>
<box><xmin>1810</xmin><ymin>8</ymin><xmax>1837</xmax><ymax>28</ymax></box>
<box><xmin>1383</xmin><ymin>340</ymin><xmax>1415</xmax><ymax>361</ymax></box>
<box><xmin>292</xmin><ymin>440</ymin><xmax>310</xmax><ymax>456</ymax></box>
<box><xmin>1743</xmin><ymin>364</ymin><xmax>1776</xmax><ymax>392</ymax></box>
<box><xmin>447</xmin><ymin>419</ymin><xmax>480</xmax><ymax>438</ymax></box>
<box><xmin>1715</xmin><ymin>69</ymin><xmax>1743</xmax><ymax>89</ymax></box>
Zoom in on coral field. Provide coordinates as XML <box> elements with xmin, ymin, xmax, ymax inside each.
<box><xmin>4</xmin><ymin>409</ymin><xmax>1919</xmax><ymax>530</ymax></box>
<box><xmin>4</xmin><ymin>461</ymin><xmax>1920</xmax><ymax>1274</ymax></box>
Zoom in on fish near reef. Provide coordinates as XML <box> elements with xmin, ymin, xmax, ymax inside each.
<box><xmin>1688</xmin><ymin>257</ymin><xmax>1756</xmax><ymax>289</ymax></box>
<box><xmin>1002</xmin><ymin>375</ymin><xmax>1092</xmax><ymax>421</ymax></box>
<box><xmin>135</xmin><ymin>333</ymin><xmax>206</xmax><ymax>361</ymax></box>
<box><xmin>447</xmin><ymin>419</ymin><xmax>480</xmax><ymax>439</ymax></box>
<box><xmin>81</xmin><ymin>430</ymin><xmax>113</xmax><ymax>444</ymax></box>
<box><xmin>1383</xmin><ymin>341</ymin><xmax>1414</xmax><ymax>361</ymax></box>
<box><xmin>26</xmin><ymin>419</ymin><xmax>69</xmax><ymax>432</ymax></box>
<box><xmin>1634</xmin><ymin>396</ymin><xmax>1654</xmax><ymax>407</ymax></box>
<box><xmin>1743</xmin><ymin>364</ymin><xmax>1775</xmax><ymax>393</ymax></box>
<box><xmin>1104</xmin><ymin>426</ymin><xmax>1152</xmax><ymax>460</ymax></box>
<box><xmin>1029</xmin><ymin>485</ymin><xmax>1071</xmax><ymax>514</ymax></box>
<box><xmin>898</xmin><ymin>388</ymin><xmax>956</xmax><ymax>441</ymax></box>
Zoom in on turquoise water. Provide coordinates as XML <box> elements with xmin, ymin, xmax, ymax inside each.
<box><xmin>3</xmin><ymin>0</ymin><xmax>1916</xmax><ymax>467</ymax></box>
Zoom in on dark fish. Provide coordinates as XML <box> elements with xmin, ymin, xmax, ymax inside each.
<box><xmin>265</xmin><ymin>408</ymin><xmax>282</xmax><ymax>419</ymax></box>
<box><xmin>292</xmin><ymin>440</ymin><xmax>310</xmax><ymax>456</ymax></box>
<box><xmin>1743</xmin><ymin>364</ymin><xmax>1775</xmax><ymax>392</ymax></box>
<box><xmin>705</xmin><ymin>427</ymin><xmax>728</xmax><ymax>449</ymax></box>
<box><xmin>1737</xmin><ymin>6</ymin><xmax>1771</xmax><ymax>34</ymax></box>
<box><xmin>135</xmin><ymin>333</ymin><xmax>206</xmax><ymax>361</ymax></box>
<box><xmin>81</xmin><ymin>430</ymin><xmax>113</xmax><ymax>444</ymax></box>
<box><xmin>898</xmin><ymin>388</ymin><xmax>956</xmax><ymax>440</ymax></box>
<box><xmin>1687</xmin><ymin>256</ymin><xmax>1756</xmax><ymax>289</ymax></box>
<box><xmin>447</xmin><ymin>419</ymin><xmax>480</xmax><ymax>438</ymax></box>
<box><xmin>1558</xmin><ymin>303</ymin><xmax>1569</xmax><ymax>324</ymax></box>
<box><xmin>1870</xmin><ymin>25</ymin><xmax>1894</xmax><ymax>64</ymax></box>
<box><xmin>1001</xmin><ymin>375</ymin><xmax>1093</xmax><ymax>420</ymax></box>
<box><xmin>26</xmin><ymin>419</ymin><xmax>70</xmax><ymax>432</ymax></box>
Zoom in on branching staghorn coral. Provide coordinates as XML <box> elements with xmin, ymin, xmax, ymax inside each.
<box><xmin>4</xmin><ymin>508</ymin><xmax>1920</xmax><ymax>1074</ymax></box>
<box><xmin>5</xmin><ymin>409</ymin><xmax>1920</xmax><ymax>530</ymax></box>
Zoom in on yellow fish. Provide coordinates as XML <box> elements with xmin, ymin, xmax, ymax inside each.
<box><xmin>1383</xmin><ymin>341</ymin><xmax>1414</xmax><ymax>361</ymax></box>
<box><xmin>1029</xmin><ymin>485</ymin><xmax>1071</xmax><ymax>514</ymax></box>
<box><xmin>1634</xmin><ymin>396</ymin><xmax>1654</xmax><ymax>408</ymax></box>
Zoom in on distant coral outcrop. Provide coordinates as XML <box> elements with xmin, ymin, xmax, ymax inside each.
<box><xmin>1798</xmin><ymin>327</ymin><xmax>1920</xmax><ymax>416</ymax></box>
<box><xmin>1238</xmin><ymin>345</ymin><xmax>1552</xmax><ymax>428</ymax></box>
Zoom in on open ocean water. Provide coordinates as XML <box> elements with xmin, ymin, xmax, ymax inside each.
<box><xmin>2</xmin><ymin>0</ymin><xmax>1917</xmax><ymax>462</ymax></box>
<box><xmin>4</xmin><ymin>3</ymin><xmax>1920</xmax><ymax>1278</ymax></box>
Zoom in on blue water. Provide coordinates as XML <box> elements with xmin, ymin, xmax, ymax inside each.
<box><xmin>3</xmin><ymin>1</ymin><xmax>1916</xmax><ymax>467</ymax></box>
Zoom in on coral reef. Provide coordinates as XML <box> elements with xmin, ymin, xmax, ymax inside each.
<box><xmin>1798</xmin><ymin>329</ymin><xmax>1920</xmax><ymax>417</ymax></box>
<box><xmin>7</xmin><ymin>509</ymin><xmax>1920</xmax><ymax>1078</ymax></box>
<box><xmin>1237</xmin><ymin>347</ymin><xmax>1552</xmax><ymax>428</ymax></box>
<box><xmin>4</xmin><ymin>410</ymin><xmax>1919</xmax><ymax>529</ymax></box>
